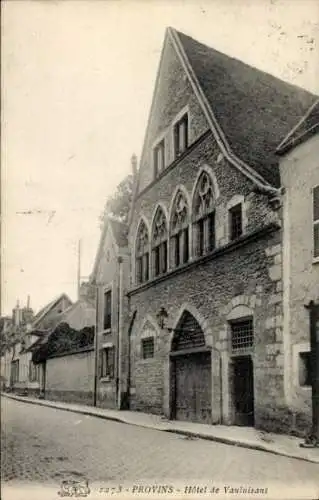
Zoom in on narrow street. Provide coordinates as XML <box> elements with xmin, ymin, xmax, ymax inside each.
<box><xmin>1</xmin><ymin>397</ymin><xmax>318</xmax><ymax>497</ymax></box>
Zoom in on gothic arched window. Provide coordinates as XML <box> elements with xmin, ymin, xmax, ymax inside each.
<box><xmin>170</xmin><ymin>191</ymin><xmax>189</xmax><ymax>267</ymax></box>
<box><xmin>193</xmin><ymin>172</ymin><xmax>216</xmax><ymax>256</ymax></box>
<box><xmin>136</xmin><ymin>220</ymin><xmax>149</xmax><ymax>284</ymax></box>
<box><xmin>152</xmin><ymin>207</ymin><xmax>168</xmax><ymax>277</ymax></box>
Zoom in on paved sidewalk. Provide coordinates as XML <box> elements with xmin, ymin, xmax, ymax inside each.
<box><xmin>2</xmin><ymin>392</ymin><xmax>319</xmax><ymax>464</ymax></box>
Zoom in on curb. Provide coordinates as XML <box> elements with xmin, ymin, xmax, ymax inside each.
<box><xmin>2</xmin><ymin>393</ymin><xmax>319</xmax><ymax>465</ymax></box>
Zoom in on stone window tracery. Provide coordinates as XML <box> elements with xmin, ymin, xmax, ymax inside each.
<box><xmin>136</xmin><ymin>220</ymin><xmax>149</xmax><ymax>284</ymax></box>
<box><xmin>171</xmin><ymin>191</ymin><xmax>189</xmax><ymax>267</ymax></box>
<box><xmin>152</xmin><ymin>207</ymin><xmax>168</xmax><ymax>277</ymax></box>
<box><xmin>193</xmin><ymin>172</ymin><xmax>216</xmax><ymax>256</ymax></box>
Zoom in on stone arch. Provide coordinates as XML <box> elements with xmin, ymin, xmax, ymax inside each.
<box><xmin>170</xmin><ymin>303</ymin><xmax>212</xmax><ymax>349</ymax></box>
<box><xmin>139</xmin><ymin>314</ymin><xmax>161</xmax><ymax>337</ymax></box>
<box><xmin>150</xmin><ymin>203</ymin><xmax>169</xmax><ymax>239</ymax></box>
<box><xmin>133</xmin><ymin>216</ymin><xmax>151</xmax><ymax>284</ymax></box>
<box><xmin>224</xmin><ymin>294</ymin><xmax>256</xmax><ymax>318</ymax></box>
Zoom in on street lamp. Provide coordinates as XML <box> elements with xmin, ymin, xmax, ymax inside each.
<box><xmin>157</xmin><ymin>307</ymin><xmax>223</xmax><ymax>424</ymax></box>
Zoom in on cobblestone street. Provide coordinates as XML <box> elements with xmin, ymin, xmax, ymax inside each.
<box><xmin>1</xmin><ymin>397</ymin><xmax>318</xmax><ymax>498</ymax></box>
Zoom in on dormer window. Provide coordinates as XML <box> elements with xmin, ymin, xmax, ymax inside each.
<box><xmin>153</xmin><ymin>139</ymin><xmax>165</xmax><ymax>178</ymax></box>
<box><xmin>174</xmin><ymin>114</ymin><xmax>188</xmax><ymax>158</ymax></box>
<box><xmin>229</xmin><ymin>203</ymin><xmax>243</xmax><ymax>241</ymax></box>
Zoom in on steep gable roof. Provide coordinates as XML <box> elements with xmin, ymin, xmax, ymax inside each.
<box><xmin>276</xmin><ymin>99</ymin><xmax>319</xmax><ymax>155</ymax></box>
<box><xmin>31</xmin><ymin>293</ymin><xmax>72</xmax><ymax>329</ymax></box>
<box><xmin>173</xmin><ymin>29</ymin><xmax>318</xmax><ymax>188</ymax></box>
<box><xmin>90</xmin><ymin>216</ymin><xmax>128</xmax><ymax>283</ymax></box>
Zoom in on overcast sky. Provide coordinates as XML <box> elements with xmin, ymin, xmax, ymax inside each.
<box><xmin>2</xmin><ymin>0</ymin><xmax>319</xmax><ymax>316</ymax></box>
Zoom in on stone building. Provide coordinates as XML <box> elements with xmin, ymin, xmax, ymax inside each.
<box><xmin>276</xmin><ymin>99</ymin><xmax>319</xmax><ymax>433</ymax></box>
<box><xmin>127</xmin><ymin>27</ymin><xmax>319</xmax><ymax>433</ymax></box>
<box><xmin>90</xmin><ymin>215</ymin><xmax>130</xmax><ymax>409</ymax></box>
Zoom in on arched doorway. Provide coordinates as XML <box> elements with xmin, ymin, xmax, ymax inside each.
<box><xmin>170</xmin><ymin>311</ymin><xmax>212</xmax><ymax>424</ymax></box>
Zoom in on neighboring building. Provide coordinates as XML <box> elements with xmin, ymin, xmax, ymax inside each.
<box><xmin>0</xmin><ymin>298</ymin><xmax>35</xmax><ymax>390</ymax></box>
<box><xmin>127</xmin><ymin>27</ymin><xmax>318</xmax><ymax>434</ymax></box>
<box><xmin>90</xmin><ymin>215</ymin><xmax>130</xmax><ymax>409</ymax></box>
<box><xmin>276</xmin><ymin>99</ymin><xmax>319</xmax><ymax>433</ymax></box>
<box><xmin>2</xmin><ymin>294</ymin><xmax>72</xmax><ymax>394</ymax></box>
<box><xmin>30</xmin><ymin>293</ymin><xmax>96</xmax><ymax>403</ymax></box>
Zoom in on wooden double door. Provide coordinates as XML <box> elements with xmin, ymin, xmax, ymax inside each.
<box><xmin>171</xmin><ymin>351</ymin><xmax>212</xmax><ymax>424</ymax></box>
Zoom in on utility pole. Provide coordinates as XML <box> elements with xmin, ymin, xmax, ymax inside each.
<box><xmin>301</xmin><ymin>301</ymin><xmax>319</xmax><ymax>448</ymax></box>
<box><xmin>77</xmin><ymin>239</ymin><xmax>82</xmax><ymax>300</ymax></box>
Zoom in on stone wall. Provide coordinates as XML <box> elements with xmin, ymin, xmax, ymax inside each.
<box><xmin>45</xmin><ymin>349</ymin><xmax>94</xmax><ymax>405</ymax></box>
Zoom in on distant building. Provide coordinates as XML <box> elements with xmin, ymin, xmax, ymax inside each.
<box><xmin>1</xmin><ymin>294</ymin><xmax>72</xmax><ymax>394</ymax></box>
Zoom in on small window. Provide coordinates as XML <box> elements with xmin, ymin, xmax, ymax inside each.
<box><xmin>103</xmin><ymin>290</ymin><xmax>112</xmax><ymax>330</ymax></box>
<box><xmin>100</xmin><ymin>347</ymin><xmax>114</xmax><ymax>378</ymax></box>
<box><xmin>229</xmin><ymin>203</ymin><xmax>243</xmax><ymax>241</ymax></box>
<box><xmin>142</xmin><ymin>337</ymin><xmax>154</xmax><ymax>359</ymax></box>
<box><xmin>313</xmin><ymin>185</ymin><xmax>319</xmax><ymax>259</ymax></box>
<box><xmin>231</xmin><ymin>318</ymin><xmax>253</xmax><ymax>352</ymax></box>
<box><xmin>299</xmin><ymin>352</ymin><xmax>311</xmax><ymax>387</ymax></box>
<box><xmin>153</xmin><ymin>140</ymin><xmax>165</xmax><ymax>178</ymax></box>
<box><xmin>174</xmin><ymin>114</ymin><xmax>188</xmax><ymax>158</ymax></box>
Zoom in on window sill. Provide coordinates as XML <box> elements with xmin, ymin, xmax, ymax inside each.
<box><xmin>100</xmin><ymin>376</ymin><xmax>113</xmax><ymax>383</ymax></box>
<box><xmin>138</xmin><ymin>358</ymin><xmax>155</xmax><ymax>364</ymax></box>
<box><xmin>312</xmin><ymin>257</ymin><xmax>319</xmax><ymax>265</ymax></box>
<box><xmin>101</xmin><ymin>329</ymin><xmax>112</xmax><ymax>335</ymax></box>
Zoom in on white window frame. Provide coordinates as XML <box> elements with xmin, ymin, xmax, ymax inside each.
<box><xmin>313</xmin><ymin>185</ymin><xmax>319</xmax><ymax>262</ymax></box>
<box><xmin>292</xmin><ymin>343</ymin><xmax>311</xmax><ymax>391</ymax></box>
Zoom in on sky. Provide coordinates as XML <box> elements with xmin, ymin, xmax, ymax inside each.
<box><xmin>2</xmin><ymin>0</ymin><xmax>319</xmax><ymax>316</ymax></box>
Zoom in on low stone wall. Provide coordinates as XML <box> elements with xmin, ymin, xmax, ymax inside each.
<box><xmin>45</xmin><ymin>349</ymin><xmax>94</xmax><ymax>405</ymax></box>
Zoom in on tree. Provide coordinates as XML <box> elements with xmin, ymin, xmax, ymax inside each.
<box><xmin>99</xmin><ymin>174</ymin><xmax>133</xmax><ymax>228</ymax></box>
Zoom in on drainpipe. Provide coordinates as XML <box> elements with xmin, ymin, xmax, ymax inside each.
<box><xmin>127</xmin><ymin>309</ymin><xmax>137</xmax><ymax>410</ymax></box>
<box><xmin>117</xmin><ymin>257</ymin><xmax>124</xmax><ymax>410</ymax></box>
<box><xmin>93</xmin><ymin>284</ymin><xmax>100</xmax><ymax>407</ymax></box>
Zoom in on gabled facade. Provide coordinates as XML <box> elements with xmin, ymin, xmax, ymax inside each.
<box><xmin>127</xmin><ymin>28</ymin><xmax>319</xmax><ymax>434</ymax></box>
<box><xmin>90</xmin><ymin>215</ymin><xmax>130</xmax><ymax>409</ymax></box>
<box><xmin>277</xmin><ymin>100</ymin><xmax>319</xmax><ymax>433</ymax></box>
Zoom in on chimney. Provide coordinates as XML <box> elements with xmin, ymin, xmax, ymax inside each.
<box><xmin>22</xmin><ymin>295</ymin><xmax>34</xmax><ymax>325</ymax></box>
